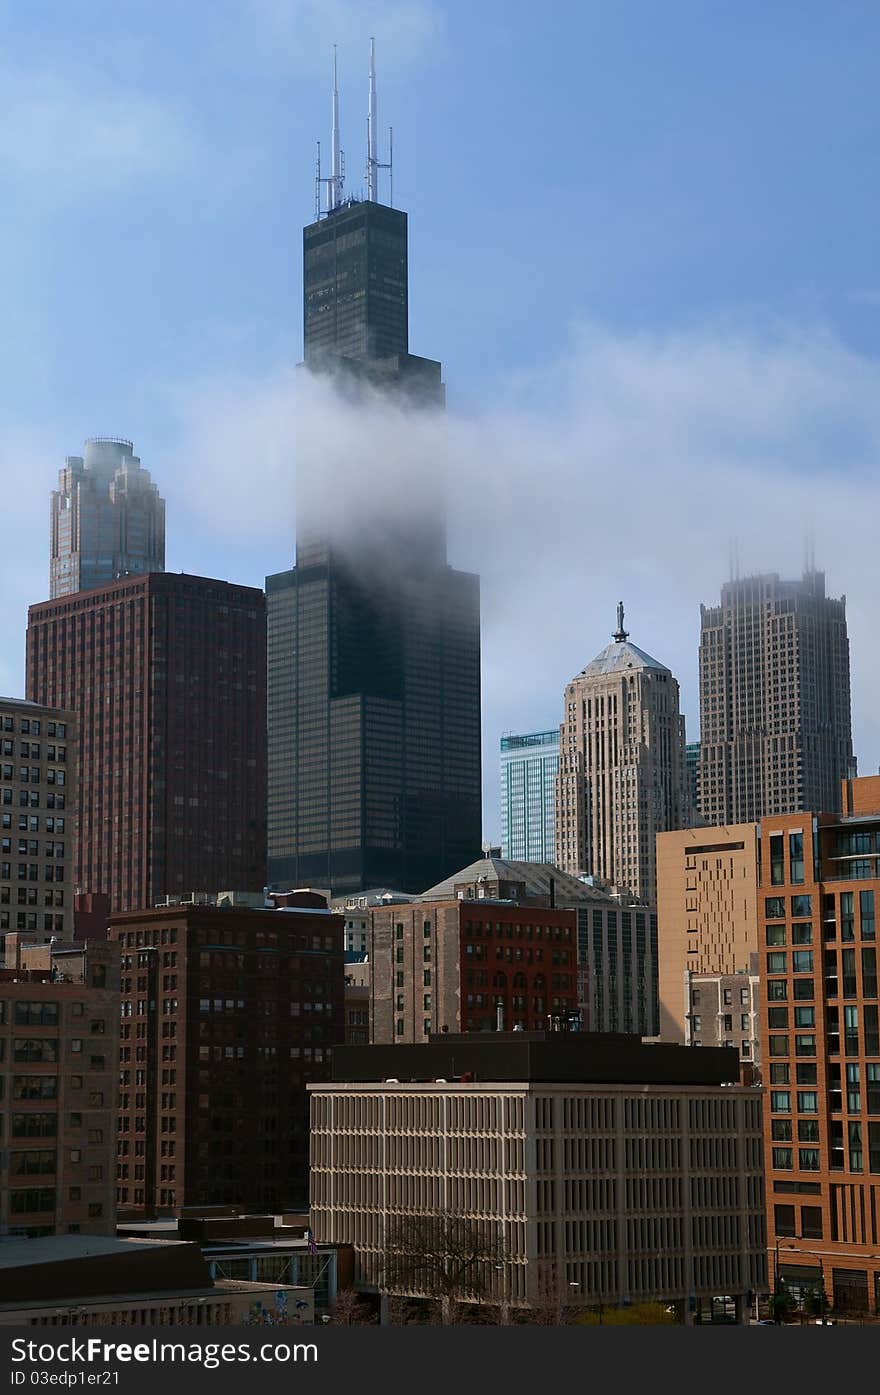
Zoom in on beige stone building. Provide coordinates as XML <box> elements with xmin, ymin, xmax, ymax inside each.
<box><xmin>683</xmin><ymin>962</ymin><xmax>761</xmax><ymax>1080</ymax></box>
<box><xmin>331</xmin><ymin>888</ymin><xmax>414</xmax><ymax>956</ymax></box>
<box><xmin>656</xmin><ymin>824</ymin><xmax>760</xmax><ymax>1045</ymax></box>
<box><xmin>1</xmin><ymin>696</ymin><xmax>77</xmax><ymax>949</ymax></box>
<box><xmin>555</xmin><ymin>606</ymin><xmax>686</xmax><ymax>905</ymax></box>
<box><xmin>309</xmin><ymin>1034</ymin><xmax>767</xmax><ymax>1320</ymax></box>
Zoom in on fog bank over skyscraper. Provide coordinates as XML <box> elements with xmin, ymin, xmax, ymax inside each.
<box><xmin>266</xmin><ymin>47</ymin><xmax>482</xmax><ymax>896</ymax></box>
<box><xmin>50</xmin><ymin>436</ymin><xmax>165</xmax><ymax>599</ymax></box>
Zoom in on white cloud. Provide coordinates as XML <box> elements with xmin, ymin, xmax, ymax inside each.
<box><xmin>0</xmin><ymin>64</ymin><xmax>197</xmax><ymax>188</ymax></box>
<box><xmin>160</xmin><ymin>318</ymin><xmax>880</xmax><ymax>837</ymax></box>
<box><xmin>4</xmin><ymin>319</ymin><xmax>877</xmax><ymax>839</ymax></box>
<box><xmin>0</xmin><ymin>427</ymin><xmax>58</xmax><ymax>700</ymax></box>
<box><xmin>242</xmin><ymin>0</ymin><xmax>445</xmax><ymax>67</ymax></box>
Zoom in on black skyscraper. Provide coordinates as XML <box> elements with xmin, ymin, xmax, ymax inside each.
<box><xmin>267</xmin><ymin>197</ymin><xmax>482</xmax><ymax>895</ymax></box>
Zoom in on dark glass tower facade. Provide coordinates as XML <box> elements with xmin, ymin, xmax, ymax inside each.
<box><xmin>303</xmin><ymin>199</ymin><xmax>409</xmax><ymax>364</ymax></box>
<box><xmin>267</xmin><ymin>199</ymin><xmax>482</xmax><ymax>896</ymax></box>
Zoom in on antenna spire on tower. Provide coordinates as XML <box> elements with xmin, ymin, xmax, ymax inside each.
<box><xmin>316</xmin><ymin>47</ymin><xmax>345</xmax><ymax>218</ymax></box>
<box><xmin>804</xmin><ymin>526</ymin><xmax>817</xmax><ymax>575</ymax></box>
<box><xmin>367</xmin><ymin>37</ymin><xmax>378</xmax><ymax>200</ymax></box>
<box><xmin>613</xmin><ymin>601</ymin><xmax>629</xmax><ymax>643</ymax></box>
<box><xmin>365</xmin><ymin>38</ymin><xmax>393</xmax><ymax>204</ymax></box>
<box><xmin>330</xmin><ymin>44</ymin><xmax>343</xmax><ymax>210</ymax></box>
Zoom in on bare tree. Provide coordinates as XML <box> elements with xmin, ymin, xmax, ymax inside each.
<box><xmin>384</xmin><ymin>1212</ymin><xmax>505</xmax><ymax>1325</ymax></box>
<box><xmin>524</xmin><ymin>1270</ymin><xmax>579</xmax><ymax>1326</ymax></box>
<box><xmin>330</xmin><ymin>1286</ymin><xmax>375</xmax><ymax>1325</ymax></box>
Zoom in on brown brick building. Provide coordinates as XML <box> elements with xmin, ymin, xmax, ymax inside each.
<box><xmin>369</xmin><ymin>899</ymin><xmax>578</xmax><ymax>1041</ymax></box>
<box><xmin>26</xmin><ymin>572</ymin><xmax>266</xmax><ymax>912</ymax></box>
<box><xmin>107</xmin><ymin>898</ymin><xmax>344</xmax><ymax>1218</ymax></box>
<box><xmin>0</xmin><ymin>939</ymin><xmax>118</xmax><ymax>1239</ymax></box>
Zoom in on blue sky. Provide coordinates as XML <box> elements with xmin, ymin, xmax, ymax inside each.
<box><xmin>2</xmin><ymin>0</ymin><xmax>880</xmax><ymax>840</ymax></box>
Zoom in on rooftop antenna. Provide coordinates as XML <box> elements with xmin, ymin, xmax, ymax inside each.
<box><xmin>367</xmin><ymin>38</ymin><xmax>378</xmax><ymax>200</ymax></box>
<box><xmin>804</xmin><ymin>526</ymin><xmax>816</xmax><ymax>575</ymax></box>
<box><xmin>331</xmin><ymin>45</ymin><xmax>343</xmax><ymax>209</ymax></box>
<box><xmin>613</xmin><ymin>600</ymin><xmax>629</xmax><ymax>643</ymax></box>
<box><xmin>365</xmin><ymin>38</ymin><xmax>393</xmax><ymax>204</ymax></box>
<box><xmin>315</xmin><ymin>47</ymin><xmax>345</xmax><ymax>218</ymax></box>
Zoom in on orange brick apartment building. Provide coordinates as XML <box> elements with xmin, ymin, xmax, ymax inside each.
<box><xmin>658</xmin><ymin>777</ymin><xmax>880</xmax><ymax>1314</ymax></box>
<box><xmin>759</xmin><ymin>777</ymin><xmax>880</xmax><ymax>1315</ymax></box>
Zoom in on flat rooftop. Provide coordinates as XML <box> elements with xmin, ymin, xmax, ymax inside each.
<box><xmin>324</xmin><ymin>1031</ymin><xmax>741</xmax><ymax>1087</ymax></box>
<box><xmin>0</xmin><ymin>1280</ymin><xmax>301</xmax><ymax>1316</ymax></box>
<box><xmin>0</xmin><ymin>1235</ymin><xmax>168</xmax><ymax>1268</ymax></box>
<box><xmin>0</xmin><ymin>1233</ymin><xmax>212</xmax><ymax>1304</ymax></box>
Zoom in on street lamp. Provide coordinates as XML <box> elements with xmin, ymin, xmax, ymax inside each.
<box><xmin>768</xmin><ymin>1236</ymin><xmax>790</xmax><ymax>1323</ymax></box>
<box><xmin>782</xmin><ymin>1244</ymin><xmax>830</xmax><ymax>1324</ymax></box>
<box><xmin>494</xmin><ymin>1262</ymin><xmax>511</xmax><ymax>1325</ymax></box>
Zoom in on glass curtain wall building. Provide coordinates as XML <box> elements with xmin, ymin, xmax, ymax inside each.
<box><xmin>267</xmin><ymin>197</ymin><xmax>482</xmax><ymax>896</ymax></box>
<box><xmin>500</xmin><ymin>730</ymin><xmax>559</xmax><ymax>862</ymax></box>
<box><xmin>49</xmin><ymin>437</ymin><xmax>165</xmax><ymax>599</ymax></box>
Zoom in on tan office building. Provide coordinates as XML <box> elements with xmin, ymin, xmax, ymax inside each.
<box><xmin>555</xmin><ymin>607</ymin><xmax>686</xmax><ymax>905</ymax></box>
<box><xmin>310</xmin><ymin>1034</ymin><xmax>767</xmax><ymax>1320</ymax></box>
<box><xmin>656</xmin><ymin>824</ymin><xmax>760</xmax><ymax>1044</ymax></box>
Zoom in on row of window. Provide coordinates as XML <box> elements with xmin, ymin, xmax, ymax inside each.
<box><xmin>0</xmin><ymin>716</ymin><xmax>67</xmax><ymax>737</ymax></box>
<box><xmin>0</xmin><ymin>864</ymin><xmax>66</xmax><ymax>882</ymax></box>
<box><xmin>767</xmin><ymin>951</ymin><xmax>814</xmax><ymax>973</ymax></box>
<box><xmin>1</xmin><ymin>767</ymin><xmax>66</xmax><ymax>785</ymax></box>
<box><xmin>1</xmin><ymin>815</ymin><xmax>65</xmax><ymax>832</ymax></box>
<box><xmin>0</xmin><ymin>791</ymin><xmax>66</xmax><ymax>808</ymax></box>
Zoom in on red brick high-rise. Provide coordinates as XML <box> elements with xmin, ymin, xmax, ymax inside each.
<box><xmin>107</xmin><ymin>898</ymin><xmax>344</xmax><ymax>1217</ymax></box>
<box><xmin>26</xmin><ymin>573</ymin><xmax>266</xmax><ymax>912</ymax></box>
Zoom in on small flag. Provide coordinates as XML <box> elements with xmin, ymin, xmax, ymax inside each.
<box><xmin>306</xmin><ymin>1227</ymin><xmax>318</xmax><ymax>1255</ymax></box>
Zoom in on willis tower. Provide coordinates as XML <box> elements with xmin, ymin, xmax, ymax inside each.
<box><xmin>267</xmin><ymin>45</ymin><xmax>482</xmax><ymax>895</ymax></box>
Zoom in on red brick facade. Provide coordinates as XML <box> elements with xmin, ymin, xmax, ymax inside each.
<box><xmin>107</xmin><ymin>903</ymin><xmax>344</xmax><ymax>1218</ymax></box>
<box><xmin>26</xmin><ymin>572</ymin><xmax>266</xmax><ymax>912</ymax></box>
<box><xmin>370</xmin><ymin>900</ymin><xmax>579</xmax><ymax>1041</ymax></box>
